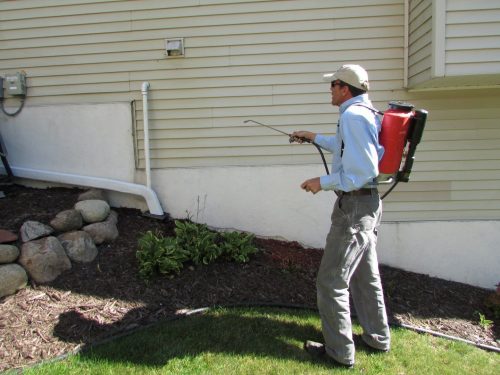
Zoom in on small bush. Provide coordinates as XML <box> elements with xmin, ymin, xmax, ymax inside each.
<box><xmin>136</xmin><ymin>221</ymin><xmax>260</xmax><ymax>280</ymax></box>
<box><xmin>136</xmin><ymin>230</ymin><xmax>188</xmax><ymax>279</ymax></box>
<box><xmin>174</xmin><ymin>220</ymin><xmax>222</xmax><ymax>265</ymax></box>
<box><xmin>219</xmin><ymin>231</ymin><xmax>258</xmax><ymax>263</ymax></box>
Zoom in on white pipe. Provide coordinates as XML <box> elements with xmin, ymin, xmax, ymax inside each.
<box><xmin>10</xmin><ymin>166</ymin><xmax>165</xmax><ymax>217</ymax></box>
<box><xmin>141</xmin><ymin>82</ymin><xmax>151</xmax><ymax>190</ymax></box>
<box><xmin>404</xmin><ymin>0</ymin><xmax>409</xmax><ymax>88</ymax></box>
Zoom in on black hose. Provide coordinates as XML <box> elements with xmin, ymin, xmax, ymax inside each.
<box><xmin>1</xmin><ymin>97</ymin><xmax>26</xmax><ymax>117</ymax></box>
<box><xmin>312</xmin><ymin>142</ymin><xmax>329</xmax><ymax>175</ymax></box>
<box><xmin>381</xmin><ymin>181</ymin><xmax>399</xmax><ymax>200</ymax></box>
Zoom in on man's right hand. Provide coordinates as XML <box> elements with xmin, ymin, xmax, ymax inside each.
<box><xmin>290</xmin><ymin>131</ymin><xmax>316</xmax><ymax>144</ymax></box>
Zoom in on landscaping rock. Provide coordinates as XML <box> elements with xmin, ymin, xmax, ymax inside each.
<box><xmin>0</xmin><ymin>229</ymin><xmax>18</xmax><ymax>244</ymax></box>
<box><xmin>78</xmin><ymin>188</ymin><xmax>107</xmax><ymax>202</ymax></box>
<box><xmin>58</xmin><ymin>231</ymin><xmax>98</xmax><ymax>263</ymax></box>
<box><xmin>106</xmin><ymin>210</ymin><xmax>118</xmax><ymax>225</ymax></box>
<box><xmin>74</xmin><ymin>199</ymin><xmax>110</xmax><ymax>223</ymax></box>
<box><xmin>0</xmin><ymin>264</ymin><xmax>28</xmax><ymax>298</ymax></box>
<box><xmin>83</xmin><ymin>220</ymin><xmax>119</xmax><ymax>245</ymax></box>
<box><xmin>20</xmin><ymin>221</ymin><xmax>54</xmax><ymax>242</ymax></box>
<box><xmin>0</xmin><ymin>244</ymin><xmax>19</xmax><ymax>263</ymax></box>
<box><xmin>18</xmin><ymin>237</ymin><xmax>71</xmax><ymax>283</ymax></box>
<box><xmin>50</xmin><ymin>209</ymin><xmax>83</xmax><ymax>232</ymax></box>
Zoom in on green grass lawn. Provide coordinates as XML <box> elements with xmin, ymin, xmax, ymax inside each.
<box><xmin>24</xmin><ymin>307</ymin><xmax>499</xmax><ymax>375</ymax></box>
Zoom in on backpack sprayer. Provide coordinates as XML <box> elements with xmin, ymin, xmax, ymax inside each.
<box><xmin>244</xmin><ymin>101</ymin><xmax>427</xmax><ymax>199</ymax></box>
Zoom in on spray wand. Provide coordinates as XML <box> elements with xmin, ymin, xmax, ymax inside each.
<box><xmin>244</xmin><ymin>120</ymin><xmax>330</xmax><ymax>175</ymax></box>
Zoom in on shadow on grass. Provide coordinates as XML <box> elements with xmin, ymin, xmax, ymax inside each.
<box><xmin>57</xmin><ymin>308</ymin><xmax>345</xmax><ymax>370</ymax></box>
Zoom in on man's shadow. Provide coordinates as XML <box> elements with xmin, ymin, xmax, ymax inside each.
<box><xmin>53</xmin><ymin>307</ymin><xmax>351</xmax><ymax>369</ymax></box>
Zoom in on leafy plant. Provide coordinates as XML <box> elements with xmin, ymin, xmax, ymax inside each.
<box><xmin>174</xmin><ymin>220</ymin><xmax>222</xmax><ymax>265</ymax></box>
<box><xmin>474</xmin><ymin>310</ymin><xmax>493</xmax><ymax>330</ymax></box>
<box><xmin>136</xmin><ymin>221</ymin><xmax>260</xmax><ymax>280</ymax></box>
<box><xmin>219</xmin><ymin>231</ymin><xmax>259</xmax><ymax>263</ymax></box>
<box><xmin>136</xmin><ymin>231</ymin><xmax>188</xmax><ymax>279</ymax></box>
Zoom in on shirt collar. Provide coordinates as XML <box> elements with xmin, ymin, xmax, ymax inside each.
<box><xmin>339</xmin><ymin>93</ymin><xmax>369</xmax><ymax>114</ymax></box>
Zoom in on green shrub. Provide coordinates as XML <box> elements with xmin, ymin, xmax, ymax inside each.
<box><xmin>174</xmin><ymin>220</ymin><xmax>222</xmax><ymax>265</ymax></box>
<box><xmin>137</xmin><ymin>221</ymin><xmax>260</xmax><ymax>280</ymax></box>
<box><xmin>219</xmin><ymin>231</ymin><xmax>259</xmax><ymax>263</ymax></box>
<box><xmin>136</xmin><ymin>230</ymin><xmax>188</xmax><ymax>279</ymax></box>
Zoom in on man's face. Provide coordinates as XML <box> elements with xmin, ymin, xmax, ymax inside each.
<box><xmin>330</xmin><ymin>80</ymin><xmax>347</xmax><ymax>106</ymax></box>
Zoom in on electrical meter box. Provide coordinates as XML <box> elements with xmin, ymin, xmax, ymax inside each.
<box><xmin>5</xmin><ymin>72</ymin><xmax>26</xmax><ymax>96</ymax></box>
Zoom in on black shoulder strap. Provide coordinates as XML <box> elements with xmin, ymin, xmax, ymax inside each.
<box><xmin>352</xmin><ymin>103</ymin><xmax>384</xmax><ymax>115</ymax></box>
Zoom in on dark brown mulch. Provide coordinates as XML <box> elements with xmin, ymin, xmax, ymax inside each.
<box><xmin>0</xmin><ymin>184</ymin><xmax>498</xmax><ymax>371</ymax></box>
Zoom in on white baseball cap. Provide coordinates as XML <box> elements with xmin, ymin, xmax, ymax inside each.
<box><xmin>322</xmin><ymin>64</ymin><xmax>370</xmax><ymax>91</ymax></box>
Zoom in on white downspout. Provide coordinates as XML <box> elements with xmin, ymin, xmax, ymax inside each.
<box><xmin>10</xmin><ymin>166</ymin><xmax>165</xmax><ymax>217</ymax></box>
<box><xmin>404</xmin><ymin>0</ymin><xmax>409</xmax><ymax>88</ymax></box>
<box><xmin>141</xmin><ymin>82</ymin><xmax>152</xmax><ymax>190</ymax></box>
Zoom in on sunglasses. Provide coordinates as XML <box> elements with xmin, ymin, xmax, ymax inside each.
<box><xmin>331</xmin><ymin>81</ymin><xmax>342</xmax><ymax>89</ymax></box>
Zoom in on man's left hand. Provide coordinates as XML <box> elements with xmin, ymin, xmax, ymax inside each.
<box><xmin>301</xmin><ymin>178</ymin><xmax>322</xmax><ymax>194</ymax></box>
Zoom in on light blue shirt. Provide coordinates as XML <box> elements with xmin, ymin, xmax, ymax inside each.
<box><xmin>314</xmin><ymin>94</ymin><xmax>384</xmax><ymax>192</ymax></box>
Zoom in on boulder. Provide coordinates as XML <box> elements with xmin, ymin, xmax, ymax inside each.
<box><xmin>106</xmin><ymin>210</ymin><xmax>119</xmax><ymax>225</ymax></box>
<box><xmin>20</xmin><ymin>221</ymin><xmax>54</xmax><ymax>242</ymax></box>
<box><xmin>0</xmin><ymin>244</ymin><xmax>19</xmax><ymax>263</ymax></box>
<box><xmin>50</xmin><ymin>209</ymin><xmax>83</xmax><ymax>232</ymax></box>
<box><xmin>78</xmin><ymin>188</ymin><xmax>107</xmax><ymax>202</ymax></box>
<box><xmin>83</xmin><ymin>220</ymin><xmax>118</xmax><ymax>245</ymax></box>
<box><xmin>74</xmin><ymin>199</ymin><xmax>110</xmax><ymax>223</ymax></box>
<box><xmin>0</xmin><ymin>264</ymin><xmax>28</xmax><ymax>298</ymax></box>
<box><xmin>19</xmin><ymin>236</ymin><xmax>71</xmax><ymax>283</ymax></box>
<box><xmin>0</xmin><ymin>229</ymin><xmax>18</xmax><ymax>244</ymax></box>
<box><xmin>58</xmin><ymin>231</ymin><xmax>98</xmax><ymax>263</ymax></box>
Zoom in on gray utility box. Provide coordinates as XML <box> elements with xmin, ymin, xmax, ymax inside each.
<box><xmin>5</xmin><ymin>72</ymin><xmax>27</xmax><ymax>96</ymax></box>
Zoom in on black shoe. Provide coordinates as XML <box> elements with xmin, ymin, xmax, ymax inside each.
<box><xmin>303</xmin><ymin>340</ymin><xmax>326</xmax><ymax>357</ymax></box>
<box><xmin>303</xmin><ymin>340</ymin><xmax>354</xmax><ymax>369</ymax></box>
<box><xmin>353</xmin><ymin>334</ymin><xmax>390</xmax><ymax>353</ymax></box>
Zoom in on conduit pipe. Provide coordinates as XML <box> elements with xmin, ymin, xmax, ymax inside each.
<box><xmin>141</xmin><ymin>82</ymin><xmax>152</xmax><ymax>190</ymax></box>
<box><xmin>10</xmin><ymin>166</ymin><xmax>165</xmax><ymax>217</ymax></box>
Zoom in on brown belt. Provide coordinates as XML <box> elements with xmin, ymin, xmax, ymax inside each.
<box><xmin>340</xmin><ymin>188</ymin><xmax>378</xmax><ymax>196</ymax></box>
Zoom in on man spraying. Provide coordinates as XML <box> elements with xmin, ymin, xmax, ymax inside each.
<box><xmin>292</xmin><ymin>64</ymin><xmax>391</xmax><ymax>368</ymax></box>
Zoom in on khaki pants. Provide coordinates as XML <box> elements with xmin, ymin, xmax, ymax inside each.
<box><xmin>316</xmin><ymin>193</ymin><xmax>390</xmax><ymax>365</ymax></box>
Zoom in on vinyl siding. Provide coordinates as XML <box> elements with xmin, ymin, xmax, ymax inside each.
<box><xmin>407</xmin><ymin>0</ymin><xmax>500</xmax><ymax>87</ymax></box>
<box><xmin>445</xmin><ymin>0</ymin><xmax>500</xmax><ymax>76</ymax></box>
<box><xmin>407</xmin><ymin>0</ymin><xmax>432</xmax><ymax>86</ymax></box>
<box><xmin>1</xmin><ymin>0</ymin><xmax>500</xmax><ymax>222</ymax></box>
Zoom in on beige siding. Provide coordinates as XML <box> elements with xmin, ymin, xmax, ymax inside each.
<box><xmin>407</xmin><ymin>0</ymin><xmax>432</xmax><ymax>87</ymax></box>
<box><xmin>1</xmin><ymin>0</ymin><xmax>500</xmax><ymax>222</ymax></box>
<box><xmin>445</xmin><ymin>0</ymin><xmax>500</xmax><ymax>76</ymax></box>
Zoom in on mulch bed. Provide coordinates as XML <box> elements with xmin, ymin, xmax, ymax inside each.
<box><xmin>0</xmin><ymin>184</ymin><xmax>498</xmax><ymax>372</ymax></box>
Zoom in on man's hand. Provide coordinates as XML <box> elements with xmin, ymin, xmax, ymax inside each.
<box><xmin>290</xmin><ymin>131</ymin><xmax>316</xmax><ymax>144</ymax></box>
<box><xmin>301</xmin><ymin>177</ymin><xmax>322</xmax><ymax>194</ymax></box>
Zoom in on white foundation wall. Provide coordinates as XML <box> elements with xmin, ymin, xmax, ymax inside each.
<box><xmin>152</xmin><ymin>166</ymin><xmax>500</xmax><ymax>290</ymax></box>
<box><xmin>0</xmin><ymin>102</ymin><xmax>150</xmax><ymax>210</ymax></box>
<box><xmin>0</xmin><ymin>102</ymin><xmax>135</xmax><ymax>181</ymax></box>
<box><xmin>0</xmin><ymin>102</ymin><xmax>152</xmax><ymax>209</ymax></box>
<box><xmin>378</xmin><ymin>221</ymin><xmax>500</xmax><ymax>291</ymax></box>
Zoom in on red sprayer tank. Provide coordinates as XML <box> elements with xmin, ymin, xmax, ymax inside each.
<box><xmin>378</xmin><ymin>102</ymin><xmax>414</xmax><ymax>175</ymax></box>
